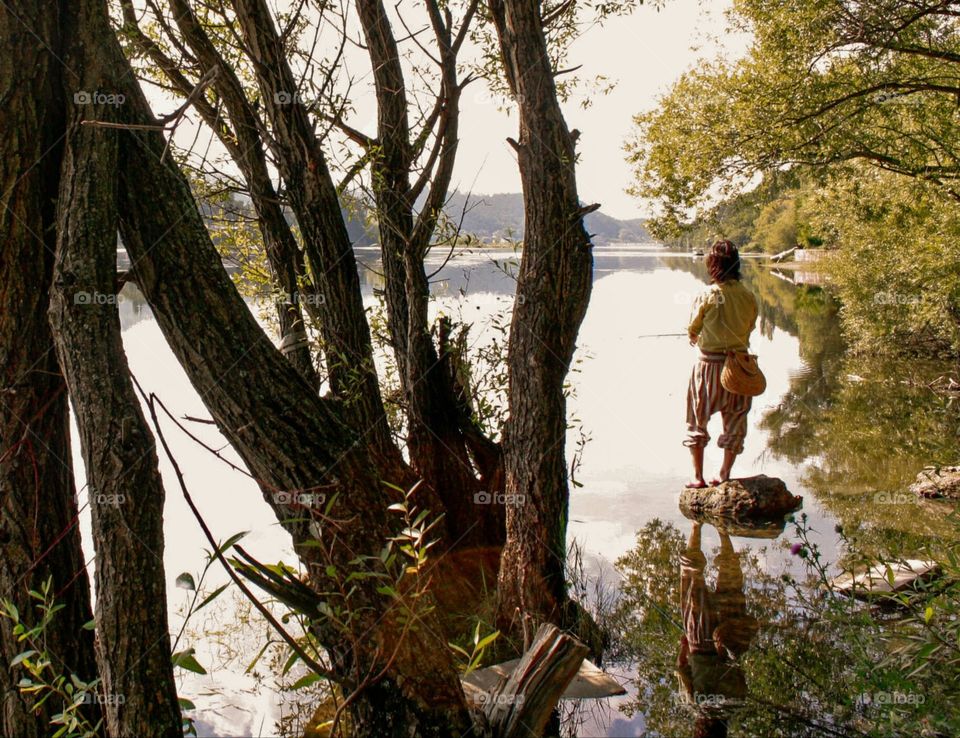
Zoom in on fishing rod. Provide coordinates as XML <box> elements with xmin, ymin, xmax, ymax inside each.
<box><xmin>637</xmin><ymin>332</ymin><xmax>687</xmax><ymax>338</ymax></box>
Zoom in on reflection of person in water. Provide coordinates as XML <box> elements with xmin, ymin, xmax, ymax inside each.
<box><xmin>676</xmin><ymin>522</ymin><xmax>759</xmax><ymax>738</ymax></box>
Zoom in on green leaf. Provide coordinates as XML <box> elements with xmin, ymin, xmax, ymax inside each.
<box><xmin>412</xmin><ymin>509</ymin><xmax>431</xmax><ymax>528</ymax></box>
<box><xmin>175</xmin><ymin>573</ymin><xmax>197</xmax><ymax>591</ymax></box>
<box><xmin>10</xmin><ymin>650</ymin><xmax>37</xmax><ymax>667</ymax></box>
<box><xmin>245</xmin><ymin>641</ymin><xmax>272</xmax><ymax>674</ymax></box>
<box><xmin>924</xmin><ymin>606</ymin><xmax>934</xmax><ymax>623</ymax></box>
<box><xmin>323</xmin><ymin>493</ymin><xmax>339</xmax><ymax>515</ymax></box>
<box><xmin>289</xmin><ymin>672</ymin><xmax>322</xmax><ymax>690</ymax></box>
<box><xmin>448</xmin><ymin>643</ymin><xmax>470</xmax><ymax>659</ymax></box>
<box><xmin>216</xmin><ymin>531</ymin><xmax>249</xmax><ymax>555</ymax></box>
<box><xmin>178</xmin><ymin>697</ymin><xmax>197</xmax><ymax>711</ymax></box>
<box><xmin>282</xmin><ymin>649</ymin><xmax>301</xmax><ymax>675</ymax></box>
<box><xmin>172</xmin><ymin>650</ymin><xmax>207</xmax><ymax>675</ymax></box>
<box><xmin>195</xmin><ymin>584</ymin><xmax>229</xmax><ymax>613</ymax></box>
<box><xmin>476</xmin><ymin>631</ymin><xmax>500</xmax><ymax>652</ymax></box>
<box><xmin>82</xmin><ymin>619</ymin><xmax>96</xmax><ymax>631</ymax></box>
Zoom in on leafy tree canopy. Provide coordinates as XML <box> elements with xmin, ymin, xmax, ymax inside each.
<box><xmin>628</xmin><ymin>0</ymin><xmax>960</xmax><ymax>234</ymax></box>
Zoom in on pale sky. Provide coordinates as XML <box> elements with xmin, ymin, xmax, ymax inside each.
<box><xmin>161</xmin><ymin>0</ymin><xmax>748</xmax><ymax>221</ymax></box>
<box><xmin>453</xmin><ymin>0</ymin><xmax>747</xmax><ymax>219</ymax></box>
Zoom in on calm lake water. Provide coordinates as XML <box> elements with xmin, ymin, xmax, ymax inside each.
<box><xmin>86</xmin><ymin>243</ymin><xmax>956</xmax><ymax>736</ymax></box>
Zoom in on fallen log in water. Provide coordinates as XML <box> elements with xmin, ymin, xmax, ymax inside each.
<box><xmin>469</xmin><ymin>623</ymin><xmax>591</xmax><ymax>738</ymax></box>
<box><xmin>831</xmin><ymin>559</ymin><xmax>942</xmax><ymax>600</ymax></box>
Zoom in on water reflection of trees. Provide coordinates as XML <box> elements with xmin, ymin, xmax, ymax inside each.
<box><xmin>608</xmin><ymin>519</ymin><xmax>959</xmax><ymax>738</ymax></box>
<box><xmin>750</xmin><ymin>272</ymin><xmax>959</xmax><ymax>546</ymax></box>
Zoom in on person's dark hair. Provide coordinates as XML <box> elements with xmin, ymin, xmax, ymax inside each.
<box><xmin>706</xmin><ymin>240</ymin><xmax>741</xmax><ymax>283</ymax></box>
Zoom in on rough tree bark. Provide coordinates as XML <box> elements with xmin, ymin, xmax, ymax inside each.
<box><xmin>137</xmin><ymin>0</ymin><xmax>506</xmax><ymax>553</ymax></box>
<box><xmin>487</xmin><ymin>0</ymin><xmax>596</xmax><ymax>629</ymax></box>
<box><xmin>50</xmin><ymin>3</ymin><xmax>476</xmax><ymax>730</ymax></box>
<box><xmin>115</xmin><ymin>106</ymin><xmax>471</xmax><ymax>738</ymax></box>
<box><xmin>0</xmin><ymin>2</ymin><xmax>101</xmax><ymax>734</ymax></box>
<box><xmin>47</xmin><ymin>0</ymin><xmax>182</xmax><ymax>732</ymax></box>
<box><xmin>119</xmin><ymin>0</ymin><xmax>319</xmax><ymax>389</ymax></box>
<box><xmin>232</xmin><ymin>0</ymin><xmax>397</xmax><ymax>458</ymax></box>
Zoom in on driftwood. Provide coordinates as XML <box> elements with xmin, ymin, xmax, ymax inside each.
<box><xmin>463</xmin><ymin>656</ymin><xmax>625</xmax><ymax>703</ymax></box>
<box><xmin>831</xmin><ymin>559</ymin><xmax>941</xmax><ymax>600</ymax></box>
<box><xmin>472</xmin><ymin>624</ymin><xmax>589</xmax><ymax>738</ymax></box>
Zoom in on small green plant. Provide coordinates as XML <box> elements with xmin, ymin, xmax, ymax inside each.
<box><xmin>171</xmin><ymin>532</ymin><xmax>247</xmax><ymax>736</ymax></box>
<box><xmin>1</xmin><ymin>577</ymin><xmax>103</xmax><ymax>738</ymax></box>
<box><xmin>449</xmin><ymin>621</ymin><xmax>500</xmax><ymax>676</ymax></box>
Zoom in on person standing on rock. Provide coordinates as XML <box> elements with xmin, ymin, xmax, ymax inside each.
<box><xmin>684</xmin><ymin>240</ymin><xmax>759</xmax><ymax>488</ymax></box>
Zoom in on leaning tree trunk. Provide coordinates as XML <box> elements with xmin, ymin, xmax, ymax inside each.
<box><xmin>488</xmin><ymin>0</ymin><xmax>595</xmax><ymax>630</ymax></box>
<box><xmin>47</xmin><ymin>0</ymin><xmax>182</xmax><ymax>732</ymax></box>
<box><xmin>0</xmin><ymin>2</ymin><xmax>101</xmax><ymax>734</ymax></box>
<box><xmin>121</xmin><ymin>0</ymin><xmax>319</xmax><ymax>390</ymax></box>
<box><xmin>62</xmin><ymin>2</ymin><xmax>474</xmax><ymax>732</ymax></box>
<box><xmin>232</xmin><ymin>0</ymin><xmax>397</xmax><ymax>459</ymax></box>
<box><xmin>115</xmin><ymin>103</ymin><xmax>471</xmax><ymax>738</ymax></box>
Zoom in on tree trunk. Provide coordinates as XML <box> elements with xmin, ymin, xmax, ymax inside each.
<box><xmin>115</xmin><ymin>103</ymin><xmax>472</xmax><ymax>738</ymax></box>
<box><xmin>356</xmin><ymin>0</ymin><xmax>505</xmax><ymax>552</ymax></box>
<box><xmin>47</xmin><ymin>0</ymin><xmax>183</xmax><ymax>731</ymax></box>
<box><xmin>55</xmin><ymin>4</ymin><xmax>475</xmax><ymax>730</ymax></box>
<box><xmin>488</xmin><ymin>0</ymin><xmax>595</xmax><ymax>629</ymax></box>
<box><xmin>0</xmin><ymin>2</ymin><xmax>100</xmax><ymax>734</ymax></box>
<box><xmin>126</xmin><ymin>0</ymin><xmax>319</xmax><ymax>390</ymax></box>
<box><xmin>231</xmin><ymin>0</ymin><xmax>396</xmax><ymax>458</ymax></box>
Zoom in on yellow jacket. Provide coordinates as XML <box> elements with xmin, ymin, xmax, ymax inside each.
<box><xmin>688</xmin><ymin>280</ymin><xmax>758</xmax><ymax>353</ymax></box>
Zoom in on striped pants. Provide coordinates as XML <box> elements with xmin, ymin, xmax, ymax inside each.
<box><xmin>684</xmin><ymin>352</ymin><xmax>752</xmax><ymax>455</ymax></box>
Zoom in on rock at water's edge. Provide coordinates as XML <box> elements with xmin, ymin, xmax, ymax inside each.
<box><xmin>910</xmin><ymin>466</ymin><xmax>960</xmax><ymax>500</ymax></box>
<box><xmin>679</xmin><ymin>475</ymin><xmax>802</xmax><ymax>520</ymax></box>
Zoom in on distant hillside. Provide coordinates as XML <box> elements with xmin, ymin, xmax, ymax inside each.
<box><xmin>200</xmin><ymin>190</ymin><xmax>649</xmax><ymax>248</ymax></box>
<box><xmin>442</xmin><ymin>191</ymin><xmax>651</xmax><ymax>245</ymax></box>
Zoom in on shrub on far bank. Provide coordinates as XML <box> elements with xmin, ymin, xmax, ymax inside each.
<box><xmin>805</xmin><ymin>168</ymin><xmax>960</xmax><ymax>358</ymax></box>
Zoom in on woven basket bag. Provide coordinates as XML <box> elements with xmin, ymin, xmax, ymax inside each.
<box><xmin>721</xmin><ymin>351</ymin><xmax>767</xmax><ymax>396</ymax></box>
